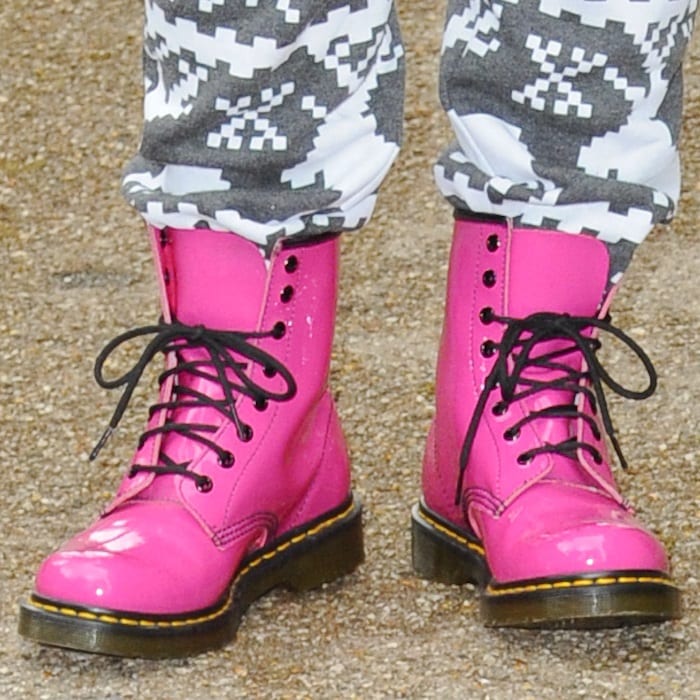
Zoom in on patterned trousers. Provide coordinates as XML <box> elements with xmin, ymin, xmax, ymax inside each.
<box><xmin>122</xmin><ymin>0</ymin><xmax>697</xmax><ymax>277</ymax></box>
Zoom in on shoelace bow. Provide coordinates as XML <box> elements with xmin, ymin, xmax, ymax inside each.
<box><xmin>90</xmin><ymin>320</ymin><xmax>296</xmax><ymax>490</ymax></box>
<box><xmin>454</xmin><ymin>311</ymin><xmax>657</xmax><ymax>504</ymax></box>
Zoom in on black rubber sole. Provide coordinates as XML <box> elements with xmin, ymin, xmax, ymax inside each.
<box><xmin>18</xmin><ymin>497</ymin><xmax>363</xmax><ymax>658</ymax></box>
<box><xmin>411</xmin><ymin>501</ymin><xmax>682</xmax><ymax>629</ymax></box>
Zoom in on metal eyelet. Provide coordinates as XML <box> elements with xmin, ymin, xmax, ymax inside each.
<box><xmin>503</xmin><ymin>428</ymin><xmax>520</xmax><ymax>442</ymax></box>
<box><xmin>284</xmin><ymin>255</ymin><xmax>299</xmax><ymax>273</ymax></box>
<box><xmin>218</xmin><ymin>451</ymin><xmax>235</xmax><ymax>468</ymax></box>
<box><xmin>486</xmin><ymin>234</ymin><xmax>500</xmax><ymax>252</ymax></box>
<box><xmin>197</xmin><ymin>476</ymin><xmax>213</xmax><ymax>493</ymax></box>
<box><xmin>263</xmin><ymin>366</ymin><xmax>276</xmax><ymax>378</ymax></box>
<box><xmin>482</xmin><ymin>270</ymin><xmax>496</xmax><ymax>288</ymax></box>
<box><xmin>254</xmin><ymin>398</ymin><xmax>268</xmax><ymax>411</ymax></box>
<box><xmin>272</xmin><ymin>321</ymin><xmax>286</xmax><ymax>339</ymax></box>
<box><xmin>280</xmin><ymin>285</ymin><xmax>294</xmax><ymax>303</ymax></box>
<box><xmin>492</xmin><ymin>402</ymin><xmax>508</xmax><ymax>416</ymax></box>
<box><xmin>480</xmin><ymin>340</ymin><xmax>496</xmax><ymax>358</ymax></box>
<box><xmin>517</xmin><ymin>453</ymin><xmax>533</xmax><ymax>465</ymax></box>
<box><xmin>240</xmin><ymin>425</ymin><xmax>254</xmax><ymax>442</ymax></box>
<box><xmin>479</xmin><ymin>307</ymin><xmax>495</xmax><ymax>325</ymax></box>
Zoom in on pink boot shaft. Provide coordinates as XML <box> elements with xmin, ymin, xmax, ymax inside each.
<box><xmin>20</xmin><ymin>228</ymin><xmax>362</xmax><ymax>656</ymax></box>
<box><xmin>413</xmin><ymin>215</ymin><xmax>681</xmax><ymax>627</ymax></box>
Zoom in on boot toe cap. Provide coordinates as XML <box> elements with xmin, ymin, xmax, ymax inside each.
<box><xmin>479</xmin><ymin>485</ymin><xmax>670</xmax><ymax>584</ymax></box>
<box><xmin>33</xmin><ymin>502</ymin><xmax>234</xmax><ymax>616</ymax></box>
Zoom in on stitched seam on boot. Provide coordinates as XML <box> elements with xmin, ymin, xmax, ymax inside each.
<box><xmin>29</xmin><ymin>502</ymin><xmax>355</xmax><ymax>629</ymax></box>
<box><xmin>213</xmin><ymin>511</ymin><xmax>279</xmax><ymax>548</ymax></box>
<box><xmin>485</xmin><ymin>574</ymin><xmax>677</xmax><ymax>596</ymax></box>
<box><xmin>285</xmin><ymin>394</ymin><xmax>337</xmax><ymax>529</ymax></box>
<box><xmin>419</xmin><ymin>510</ymin><xmax>675</xmax><ymax>596</ymax></box>
<box><xmin>420</xmin><ymin>509</ymin><xmax>486</xmax><ymax>556</ymax></box>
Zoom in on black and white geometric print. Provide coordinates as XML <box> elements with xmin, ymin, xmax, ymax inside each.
<box><xmin>436</xmin><ymin>0</ymin><xmax>697</xmax><ymax>280</ymax></box>
<box><xmin>123</xmin><ymin>0</ymin><xmax>697</xmax><ymax>276</ymax></box>
<box><xmin>122</xmin><ymin>0</ymin><xmax>404</xmax><ymax>253</ymax></box>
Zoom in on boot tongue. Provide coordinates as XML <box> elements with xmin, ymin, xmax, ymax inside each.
<box><xmin>166</xmin><ymin>226</ymin><xmax>269</xmax><ymax>433</ymax></box>
<box><xmin>503</xmin><ymin>228</ymin><xmax>611</xmax><ymax>485</ymax></box>
<box><xmin>504</xmin><ymin>228</ymin><xmax>611</xmax><ymax>379</ymax></box>
<box><xmin>139</xmin><ymin>229</ymin><xmax>269</xmax><ymax>500</ymax></box>
<box><xmin>169</xmin><ymin>228</ymin><xmax>268</xmax><ymax>330</ymax></box>
<box><xmin>507</xmin><ymin>228</ymin><xmax>610</xmax><ymax>318</ymax></box>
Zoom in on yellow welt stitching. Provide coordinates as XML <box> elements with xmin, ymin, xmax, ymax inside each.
<box><xmin>419</xmin><ymin>510</ymin><xmax>486</xmax><ymax>556</ymax></box>
<box><xmin>30</xmin><ymin>502</ymin><xmax>356</xmax><ymax>629</ymax></box>
<box><xmin>117</xmin><ymin>618</ymin><xmax>139</xmax><ymax>626</ymax></box>
<box><xmin>99</xmin><ymin>615</ymin><xmax>119</xmax><ymax>624</ymax></box>
<box><xmin>486</xmin><ymin>575</ymin><xmax>675</xmax><ymax>596</ymax></box>
<box><xmin>76</xmin><ymin>612</ymin><xmax>98</xmax><ymax>620</ymax></box>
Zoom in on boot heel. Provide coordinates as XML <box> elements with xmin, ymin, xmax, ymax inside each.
<box><xmin>411</xmin><ymin>504</ymin><xmax>489</xmax><ymax>586</ymax></box>
<box><xmin>282</xmin><ymin>500</ymin><xmax>364</xmax><ymax>592</ymax></box>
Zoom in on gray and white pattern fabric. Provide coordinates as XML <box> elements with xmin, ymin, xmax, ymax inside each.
<box><xmin>124</xmin><ymin>0</ymin><xmax>697</xmax><ymax>277</ymax></box>
<box><xmin>122</xmin><ymin>0</ymin><xmax>404</xmax><ymax>252</ymax></box>
<box><xmin>436</xmin><ymin>0</ymin><xmax>697</xmax><ymax>279</ymax></box>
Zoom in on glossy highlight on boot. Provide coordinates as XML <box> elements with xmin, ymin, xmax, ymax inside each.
<box><xmin>19</xmin><ymin>498</ymin><xmax>363</xmax><ymax>658</ymax></box>
<box><xmin>417</xmin><ymin>217</ymin><xmax>683</xmax><ymax>630</ymax></box>
<box><xmin>411</xmin><ymin>501</ymin><xmax>682</xmax><ymax>629</ymax></box>
<box><xmin>20</xmin><ymin>231</ymin><xmax>360</xmax><ymax>657</ymax></box>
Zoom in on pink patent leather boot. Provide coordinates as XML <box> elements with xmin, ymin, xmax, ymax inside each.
<box><xmin>412</xmin><ymin>214</ymin><xmax>681</xmax><ymax>628</ymax></box>
<box><xmin>19</xmin><ymin>228</ymin><xmax>362</xmax><ymax>657</ymax></box>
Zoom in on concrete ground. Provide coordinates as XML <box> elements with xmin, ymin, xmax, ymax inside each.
<box><xmin>1</xmin><ymin>2</ymin><xmax>699</xmax><ymax>698</ymax></box>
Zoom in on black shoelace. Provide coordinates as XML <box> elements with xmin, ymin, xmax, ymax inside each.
<box><xmin>90</xmin><ymin>321</ymin><xmax>296</xmax><ymax>491</ymax></box>
<box><xmin>455</xmin><ymin>311</ymin><xmax>657</xmax><ymax>504</ymax></box>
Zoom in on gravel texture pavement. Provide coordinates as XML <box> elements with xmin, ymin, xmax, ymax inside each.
<box><xmin>1</xmin><ymin>1</ymin><xmax>699</xmax><ymax>698</ymax></box>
